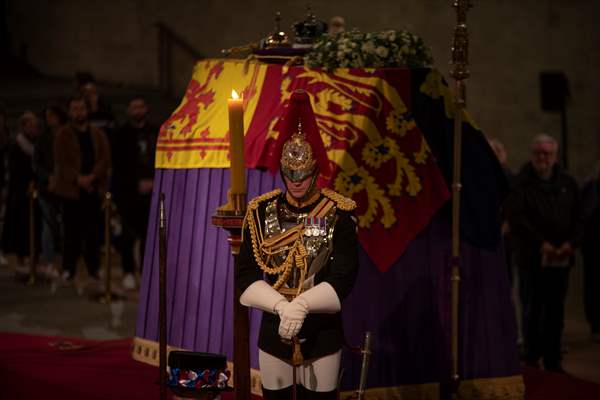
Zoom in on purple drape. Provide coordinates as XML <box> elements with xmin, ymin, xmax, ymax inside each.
<box><xmin>136</xmin><ymin>168</ymin><xmax>520</xmax><ymax>389</ymax></box>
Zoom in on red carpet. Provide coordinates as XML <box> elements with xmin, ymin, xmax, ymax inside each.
<box><xmin>0</xmin><ymin>332</ymin><xmax>260</xmax><ymax>400</ymax></box>
<box><xmin>523</xmin><ymin>365</ymin><xmax>600</xmax><ymax>400</ymax></box>
<box><xmin>0</xmin><ymin>332</ymin><xmax>598</xmax><ymax>399</ymax></box>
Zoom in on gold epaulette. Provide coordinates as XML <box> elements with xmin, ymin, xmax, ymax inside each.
<box><xmin>247</xmin><ymin>189</ymin><xmax>282</xmax><ymax>211</ymax></box>
<box><xmin>321</xmin><ymin>188</ymin><xmax>356</xmax><ymax>211</ymax></box>
<box><xmin>242</xmin><ymin>189</ymin><xmax>282</xmax><ymax>240</ymax></box>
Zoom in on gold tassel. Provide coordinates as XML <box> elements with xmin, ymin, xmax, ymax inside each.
<box><xmin>292</xmin><ymin>337</ymin><xmax>304</xmax><ymax>366</ymax></box>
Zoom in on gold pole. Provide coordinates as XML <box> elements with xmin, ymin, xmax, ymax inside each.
<box><xmin>449</xmin><ymin>0</ymin><xmax>472</xmax><ymax>391</ymax></box>
<box><xmin>27</xmin><ymin>181</ymin><xmax>37</xmax><ymax>285</ymax></box>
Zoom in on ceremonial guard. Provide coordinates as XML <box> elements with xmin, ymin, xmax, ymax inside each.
<box><xmin>236</xmin><ymin>91</ymin><xmax>358</xmax><ymax>399</ymax></box>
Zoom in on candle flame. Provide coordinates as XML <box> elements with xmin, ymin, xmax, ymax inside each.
<box><xmin>231</xmin><ymin>90</ymin><xmax>240</xmax><ymax>99</ymax></box>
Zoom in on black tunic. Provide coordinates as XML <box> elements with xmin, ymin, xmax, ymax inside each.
<box><xmin>236</xmin><ymin>192</ymin><xmax>358</xmax><ymax>361</ymax></box>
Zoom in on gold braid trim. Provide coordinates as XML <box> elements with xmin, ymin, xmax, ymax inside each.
<box><xmin>339</xmin><ymin>374</ymin><xmax>525</xmax><ymax>400</ymax></box>
<box><xmin>247</xmin><ymin>189</ymin><xmax>282</xmax><ymax>212</ymax></box>
<box><xmin>242</xmin><ymin>189</ymin><xmax>282</xmax><ymax>238</ymax></box>
<box><xmin>322</xmin><ymin>188</ymin><xmax>357</xmax><ymax>211</ymax></box>
<box><xmin>245</xmin><ymin>188</ymin><xmax>309</xmax><ymax>290</ymax></box>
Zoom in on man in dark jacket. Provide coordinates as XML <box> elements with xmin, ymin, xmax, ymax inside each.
<box><xmin>54</xmin><ymin>97</ymin><xmax>111</xmax><ymax>284</ymax></box>
<box><xmin>510</xmin><ymin>134</ymin><xmax>584</xmax><ymax>373</ymax></box>
<box><xmin>111</xmin><ymin>97</ymin><xmax>156</xmax><ymax>289</ymax></box>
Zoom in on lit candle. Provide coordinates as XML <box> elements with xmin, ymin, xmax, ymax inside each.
<box><xmin>228</xmin><ymin>90</ymin><xmax>245</xmax><ymax>195</ymax></box>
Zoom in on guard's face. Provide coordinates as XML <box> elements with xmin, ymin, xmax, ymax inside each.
<box><xmin>284</xmin><ymin>175</ymin><xmax>313</xmax><ymax>200</ymax></box>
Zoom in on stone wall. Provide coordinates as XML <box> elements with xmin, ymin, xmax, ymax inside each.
<box><xmin>6</xmin><ymin>0</ymin><xmax>600</xmax><ymax>178</ymax></box>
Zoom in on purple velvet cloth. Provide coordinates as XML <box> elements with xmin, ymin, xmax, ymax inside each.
<box><xmin>136</xmin><ymin>168</ymin><xmax>521</xmax><ymax>390</ymax></box>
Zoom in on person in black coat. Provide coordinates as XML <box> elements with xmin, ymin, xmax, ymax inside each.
<box><xmin>111</xmin><ymin>97</ymin><xmax>156</xmax><ymax>289</ymax></box>
<box><xmin>581</xmin><ymin>163</ymin><xmax>600</xmax><ymax>342</ymax></box>
<box><xmin>0</xmin><ymin>105</ymin><xmax>9</xmax><ymax>266</ymax></box>
<box><xmin>509</xmin><ymin>134</ymin><xmax>584</xmax><ymax>373</ymax></box>
<box><xmin>2</xmin><ymin>111</ymin><xmax>41</xmax><ymax>271</ymax></box>
<box><xmin>33</xmin><ymin>103</ymin><xmax>68</xmax><ymax>278</ymax></box>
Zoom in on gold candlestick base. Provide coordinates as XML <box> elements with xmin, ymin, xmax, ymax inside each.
<box><xmin>216</xmin><ymin>190</ymin><xmax>247</xmax><ymax>217</ymax></box>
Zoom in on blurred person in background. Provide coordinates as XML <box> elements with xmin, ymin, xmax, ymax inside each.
<box><xmin>489</xmin><ymin>137</ymin><xmax>515</xmax><ymax>284</ymax></box>
<box><xmin>582</xmin><ymin>161</ymin><xmax>600</xmax><ymax>342</ymax></box>
<box><xmin>54</xmin><ymin>97</ymin><xmax>110</xmax><ymax>285</ymax></box>
<box><xmin>328</xmin><ymin>16</ymin><xmax>346</xmax><ymax>36</ymax></box>
<box><xmin>2</xmin><ymin>111</ymin><xmax>41</xmax><ymax>274</ymax></box>
<box><xmin>111</xmin><ymin>97</ymin><xmax>156</xmax><ymax>289</ymax></box>
<box><xmin>33</xmin><ymin>102</ymin><xmax>68</xmax><ymax>279</ymax></box>
<box><xmin>0</xmin><ymin>104</ymin><xmax>9</xmax><ymax>266</ymax></box>
<box><xmin>510</xmin><ymin>134</ymin><xmax>584</xmax><ymax>373</ymax></box>
<box><xmin>82</xmin><ymin>81</ymin><xmax>115</xmax><ymax>140</ymax></box>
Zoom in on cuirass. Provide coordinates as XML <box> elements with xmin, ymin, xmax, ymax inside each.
<box><xmin>263</xmin><ymin>197</ymin><xmax>337</xmax><ymax>291</ymax></box>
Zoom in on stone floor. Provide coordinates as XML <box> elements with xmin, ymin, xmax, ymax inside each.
<box><xmin>0</xmin><ymin>256</ymin><xmax>599</xmax><ymax>385</ymax></box>
<box><xmin>0</xmin><ymin>256</ymin><xmax>139</xmax><ymax>340</ymax></box>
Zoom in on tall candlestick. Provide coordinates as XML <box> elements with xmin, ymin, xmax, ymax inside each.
<box><xmin>228</xmin><ymin>90</ymin><xmax>246</xmax><ymax>196</ymax></box>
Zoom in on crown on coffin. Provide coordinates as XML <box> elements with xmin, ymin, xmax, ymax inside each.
<box><xmin>292</xmin><ymin>5</ymin><xmax>327</xmax><ymax>45</ymax></box>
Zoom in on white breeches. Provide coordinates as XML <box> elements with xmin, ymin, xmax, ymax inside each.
<box><xmin>259</xmin><ymin>349</ymin><xmax>341</xmax><ymax>392</ymax></box>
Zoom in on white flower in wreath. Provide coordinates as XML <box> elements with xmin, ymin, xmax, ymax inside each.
<box><xmin>361</xmin><ymin>41</ymin><xmax>375</xmax><ymax>54</ymax></box>
<box><xmin>387</xmin><ymin>31</ymin><xmax>396</xmax><ymax>41</ymax></box>
<box><xmin>376</xmin><ymin>46</ymin><xmax>389</xmax><ymax>58</ymax></box>
<box><xmin>337</xmin><ymin>50</ymin><xmax>345</xmax><ymax>60</ymax></box>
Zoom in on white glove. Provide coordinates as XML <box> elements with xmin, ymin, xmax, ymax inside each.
<box><xmin>277</xmin><ymin>282</ymin><xmax>341</xmax><ymax>339</ymax></box>
<box><xmin>278</xmin><ymin>297</ymin><xmax>308</xmax><ymax>340</ymax></box>
<box><xmin>296</xmin><ymin>282</ymin><xmax>341</xmax><ymax>313</ymax></box>
<box><xmin>239</xmin><ymin>280</ymin><xmax>288</xmax><ymax>314</ymax></box>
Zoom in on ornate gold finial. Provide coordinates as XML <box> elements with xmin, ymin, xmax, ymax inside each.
<box><xmin>280</xmin><ymin>119</ymin><xmax>317</xmax><ymax>182</ymax></box>
<box><xmin>450</xmin><ymin>0</ymin><xmax>472</xmax><ymax>82</ymax></box>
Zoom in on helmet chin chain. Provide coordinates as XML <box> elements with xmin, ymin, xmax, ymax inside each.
<box><xmin>281</xmin><ymin>170</ymin><xmax>319</xmax><ymax>205</ymax></box>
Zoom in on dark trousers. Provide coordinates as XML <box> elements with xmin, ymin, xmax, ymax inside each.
<box><xmin>115</xmin><ymin>193</ymin><xmax>151</xmax><ymax>274</ymax></box>
<box><xmin>262</xmin><ymin>386</ymin><xmax>337</xmax><ymax>400</ymax></box>
<box><xmin>117</xmin><ymin>220</ymin><xmax>147</xmax><ymax>274</ymax></box>
<box><xmin>583</xmin><ymin>245</ymin><xmax>600</xmax><ymax>333</ymax></box>
<box><xmin>519</xmin><ymin>267</ymin><xmax>570</xmax><ymax>368</ymax></box>
<box><xmin>62</xmin><ymin>193</ymin><xmax>102</xmax><ymax>278</ymax></box>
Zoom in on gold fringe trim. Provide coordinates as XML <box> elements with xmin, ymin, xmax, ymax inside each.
<box><xmin>339</xmin><ymin>375</ymin><xmax>525</xmax><ymax>400</ymax></box>
<box><xmin>458</xmin><ymin>375</ymin><xmax>525</xmax><ymax>400</ymax></box>
<box><xmin>340</xmin><ymin>382</ymin><xmax>439</xmax><ymax>400</ymax></box>
<box><xmin>247</xmin><ymin>189</ymin><xmax>281</xmax><ymax>211</ymax></box>
<box><xmin>131</xmin><ymin>337</ymin><xmax>264</xmax><ymax>397</ymax></box>
<box><xmin>322</xmin><ymin>187</ymin><xmax>357</xmax><ymax>211</ymax></box>
<box><xmin>132</xmin><ymin>338</ymin><xmax>524</xmax><ymax>399</ymax></box>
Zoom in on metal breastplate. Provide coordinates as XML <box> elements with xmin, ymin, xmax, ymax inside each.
<box><xmin>263</xmin><ymin>198</ymin><xmax>336</xmax><ymax>290</ymax></box>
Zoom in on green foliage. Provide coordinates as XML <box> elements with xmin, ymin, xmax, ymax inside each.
<box><xmin>305</xmin><ymin>30</ymin><xmax>434</xmax><ymax>70</ymax></box>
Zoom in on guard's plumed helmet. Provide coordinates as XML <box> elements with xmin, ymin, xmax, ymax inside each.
<box><xmin>273</xmin><ymin>90</ymin><xmax>331</xmax><ymax>182</ymax></box>
<box><xmin>280</xmin><ymin>120</ymin><xmax>317</xmax><ymax>182</ymax></box>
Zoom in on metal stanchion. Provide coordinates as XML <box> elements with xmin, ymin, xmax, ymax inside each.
<box><xmin>90</xmin><ymin>192</ymin><xmax>126</xmax><ymax>304</ymax></box>
<box><xmin>27</xmin><ymin>182</ymin><xmax>37</xmax><ymax>285</ymax></box>
<box><xmin>103</xmin><ymin>192</ymin><xmax>113</xmax><ymax>304</ymax></box>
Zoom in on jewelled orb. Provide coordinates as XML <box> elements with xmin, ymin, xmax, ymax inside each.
<box><xmin>280</xmin><ymin>121</ymin><xmax>317</xmax><ymax>182</ymax></box>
